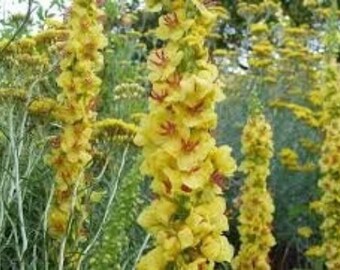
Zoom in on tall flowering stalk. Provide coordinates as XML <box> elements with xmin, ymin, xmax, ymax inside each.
<box><xmin>306</xmin><ymin>2</ymin><xmax>340</xmax><ymax>267</ymax></box>
<box><xmin>46</xmin><ymin>0</ymin><xmax>106</xmax><ymax>263</ymax></box>
<box><xmin>134</xmin><ymin>0</ymin><xmax>237</xmax><ymax>269</ymax></box>
<box><xmin>307</xmin><ymin>61</ymin><xmax>340</xmax><ymax>269</ymax></box>
<box><xmin>232</xmin><ymin>112</ymin><xmax>275</xmax><ymax>270</ymax></box>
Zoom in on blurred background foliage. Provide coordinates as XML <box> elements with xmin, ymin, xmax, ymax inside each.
<box><xmin>0</xmin><ymin>0</ymin><xmax>339</xmax><ymax>269</ymax></box>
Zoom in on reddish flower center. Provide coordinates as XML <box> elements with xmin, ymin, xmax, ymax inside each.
<box><xmin>163</xmin><ymin>179</ymin><xmax>172</xmax><ymax>194</ymax></box>
<box><xmin>181</xmin><ymin>184</ymin><xmax>192</xmax><ymax>193</ymax></box>
<box><xmin>203</xmin><ymin>0</ymin><xmax>220</xmax><ymax>8</ymax></box>
<box><xmin>50</xmin><ymin>136</ymin><xmax>61</xmax><ymax>148</ymax></box>
<box><xmin>163</xmin><ymin>13</ymin><xmax>179</xmax><ymax>28</ymax></box>
<box><xmin>187</xmin><ymin>101</ymin><xmax>205</xmax><ymax>114</ymax></box>
<box><xmin>181</xmin><ymin>139</ymin><xmax>199</xmax><ymax>152</ymax></box>
<box><xmin>159</xmin><ymin>121</ymin><xmax>176</xmax><ymax>136</ymax></box>
<box><xmin>211</xmin><ymin>171</ymin><xmax>225</xmax><ymax>189</ymax></box>
<box><xmin>150</xmin><ymin>89</ymin><xmax>168</xmax><ymax>102</ymax></box>
<box><xmin>166</xmin><ymin>72</ymin><xmax>182</xmax><ymax>88</ymax></box>
<box><xmin>87</xmin><ymin>98</ymin><xmax>97</xmax><ymax>111</ymax></box>
<box><xmin>150</xmin><ymin>49</ymin><xmax>168</xmax><ymax>67</ymax></box>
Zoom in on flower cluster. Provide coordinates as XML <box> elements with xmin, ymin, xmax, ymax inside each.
<box><xmin>34</xmin><ymin>19</ymin><xmax>69</xmax><ymax>47</ymax></box>
<box><xmin>28</xmin><ymin>97</ymin><xmax>57</xmax><ymax>116</ymax></box>
<box><xmin>0</xmin><ymin>37</ymin><xmax>50</xmax><ymax>70</ymax></box>
<box><xmin>46</xmin><ymin>0</ymin><xmax>107</xmax><ymax>260</ymax></box>
<box><xmin>0</xmin><ymin>88</ymin><xmax>26</xmax><ymax>102</ymax></box>
<box><xmin>249</xmin><ymin>22</ymin><xmax>275</xmax><ymax>70</ymax></box>
<box><xmin>134</xmin><ymin>1</ymin><xmax>237</xmax><ymax>269</ymax></box>
<box><xmin>113</xmin><ymin>83</ymin><xmax>146</xmax><ymax>101</ymax></box>
<box><xmin>232</xmin><ymin>114</ymin><xmax>275</xmax><ymax>270</ymax></box>
<box><xmin>236</xmin><ymin>0</ymin><xmax>280</xmax><ymax>23</ymax></box>
<box><xmin>93</xmin><ymin>118</ymin><xmax>137</xmax><ymax>142</ymax></box>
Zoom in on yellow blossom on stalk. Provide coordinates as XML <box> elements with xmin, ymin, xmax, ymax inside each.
<box><xmin>232</xmin><ymin>114</ymin><xmax>275</xmax><ymax>270</ymax></box>
<box><xmin>270</xmin><ymin>100</ymin><xmax>320</xmax><ymax>128</ymax></box>
<box><xmin>135</xmin><ymin>0</ymin><xmax>237</xmax><ymax>269</ymax></box>
<box><xmin>279</xmin><ymin>147</ymin><xmax>316</xmax><ymax>172</ymax></box>
<box><xmin>297</xmin><ymin>226</ymin><xmax>313</xmax><ymax>239</ymax></box>
<box><xmin>299</xmin><ymin>138</ymin><xmax>320</xmax><ymax>154</ymax></box>
<box><xmin>46</xmin><ymin>0</ymin><xmax>107</xmax><ymax>264</ymax></box>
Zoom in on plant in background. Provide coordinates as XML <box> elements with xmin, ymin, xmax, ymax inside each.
<box><xmin>134</xmin><ymin>0</ymin><xmax>237</xmax><ymax>269</ymax></box>
<box><xmin>89</xmin><ymin>155</ymin><xmax>143</xmax><ymax>269</ymax></box>
<box><xmin>232</xmin><ymin>97</ymin><xmax>275</xmax><ymax>270</ymax></box>
<box><xmin>46</xmin><ymin>0</ymin><xmax>107</xmax><ymax>267</ymax></box>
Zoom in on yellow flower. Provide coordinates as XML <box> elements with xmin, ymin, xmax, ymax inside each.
<box><xmin>163</xmin><ymin>132</ymin><xmax>215</xmax><ymax>171</ymax></box>
<box><xmin>156</xmin><ymin>10</ymin><xmax>194</xmax><ymax>41</ymax></box>
<box><xmin>210</xmin><ymin>145</ymin><xmax>237</xmax><ymax>177</ymax></box>
<box><xmin>48</xmin><ymin>207</ymin><xmax>69</xmax><ymax>238</ymax></box>
<box><xmin>201</xmin><ymin>235</ymin><xmax>234</xmax><ymax>262</ymax></box>
<box><xmin>137</xmin><ymin>247</ymin><xmax>169</xmax><ymax>270</ymax></box>
<box><xmin>137</xmin><ymin>198</ymin><xmax>177</xmax><ymax>233</ymax></box>
<box><xmin>163</xmin><ymin>158</ymin><xmax>213</xmax><ymax>192</ymax></box>
<box><xmin>147</xmin><ymin>43</ymin><xmax>184</xmax><ymax>82</ymax></box>
<box><xmin>193</xmin><ymin>196</ymin><xmax>230</xmax><ymax>234</ymax></box>
<box><xmin>191</xmin><ymin>0</ymin><xmax>217</xmax><ymax>24</ymax></box>
<box><xmin>177</xmin><ymin>226</ymin><xmax>195</xmax><ymax>249</ymax></box>
<box><xmin>134</xmin><ymin>107</ymin><xmax>190</xmax><ymax>148</ymax></box>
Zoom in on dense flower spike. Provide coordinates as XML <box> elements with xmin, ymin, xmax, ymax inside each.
<box><xmin>307</xmin><ymin>61</ymin><xmax>340</xmax><ymax>270</ymax></box>
<box><xmin>232</xmin><ymin>114</ymin><xmax>275</xmax><ymax>270</ymax></box>
<box><xmin>134</xmin><ymin>0</ymin><xmax>237</xmax><ymax>269</ymax></box>
<box><xmin>46</xmin><ymin>0</ymin><xmax>106</xmax><ymax>262</ymax></box>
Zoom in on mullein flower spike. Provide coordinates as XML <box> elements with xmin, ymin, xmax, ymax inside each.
<box><xmin>307</xmin><ymin>62</ymin><xmax>340</xmax><ymax>270</ymax></box>
<box><xmin>232</xmin><ymin>114</ymin><xmax>275</xmax><ymax>270</ymax></box>
<box><xmin>135</xmin><ymin>1</ymin><xmax>237</xmax><ymax>269</ymax></box>
<box><xmin>46</xmin><ymin>0</ymin><xmax>107</xmax><ymax>261</ymax></box>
